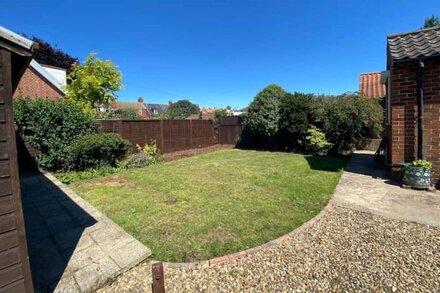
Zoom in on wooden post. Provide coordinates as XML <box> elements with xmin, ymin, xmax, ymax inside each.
<box><xmin>152</xmin><ymin>262</ymin><xmax>165</xmax><ymax>293</ymax></box>
<box><xmin>189</xmin><ymin>119</ymin><xmax>193</xmax><ymax>148</ymax></box>
<box><xmin>160</xmin><ymin>120</ymin><xmax>164</xmax><ymax>153</ymax></box>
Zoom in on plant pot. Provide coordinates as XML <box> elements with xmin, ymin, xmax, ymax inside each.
<box><xmin>402</xmin><ymin>165</ymin><xmax>432</xmax><ymax>189</ymax></box>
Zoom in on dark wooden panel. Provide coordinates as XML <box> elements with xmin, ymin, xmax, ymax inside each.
<box><xmin>0</xmin><ymin>124</ymin><xmax>5</xmax><ymax>141</ymax></box>
<box><xmin>0</xmin><ymin>247</ymin><xmax>20</xmax><ymax>270</ymax></box>
<box><xmin>0</xmin><ymin>46</ymin><xmax>33</xmax><ymax>293</ymax></box>
<box><xmin>0</xmin><ymin>263</ymin><xmax>23</xmax><ymax>288</ymax></box>
<box><xmin>0</xmin><ymin>231</ymin><xmax>18</xmax><ymax>252</ymax></box>
<box><xmin>0</xmin><ymin>214</ymin><xmax>15</xmax><ymax>234</ymax></box>
<box><xmin>0</xmin><ymin>161</ymin><xmax>9</xmax><ymax>178</ymax></box>
<box><xmin>0</xmin><ymin>105</ymin><xmax>4</xmax><ymax>122</ymax></box>
<box><xmin>0</xmin><ymin>142</ymin><xmax>7</xmax><ymax>160</ymax></box>
<box><xmin>0</xmin><ymin>178</ymin><xmax>11</xmax><ymax>197</ymax></box>
<box><xmin>0</xmin><ymin>278</ymin><xmax>25</xmax><ymax>293</ymax></box>
<box><xmin>0</xmin><ymin>196</ymin><xmax>13</xmax><ymax>216</ymax></box>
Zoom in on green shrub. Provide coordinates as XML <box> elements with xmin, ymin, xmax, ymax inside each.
<box><xmin>120</xmin><ymin>141</ymin><xmax>163</xmax><ymax>169</ymax></box>
<box><xmin>13</xmin><ymin>98</ymin><xmax>96</xmax><ymax>170</ymax></box>
<box><xmin>313</xmin><ymin>94</ymin><xmax>383</xmax><ymax>153</ymax></box>
<box><xmin>304</xmin><ymin>126</ymin><xmax>332</xmax><ymax>155</ymax></box>
<box><xmin>114</xmin><ymin>108</ymin><xmax>140</xmax><ymax>119</ymax></box>
<box><xmin>65</xmin><ymin>133</ymin><xmax>130</xmax><ymax>171</ymax></box>
<box><xmin>411</xmin><ymin>159</ymin><xmax>432</xmax><ymax>170</ymax></box>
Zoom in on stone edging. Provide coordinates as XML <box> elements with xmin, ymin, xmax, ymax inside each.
<box><xmin>162</xmin><ymin>203</ymin><xmax>333</xmax><ymax>269</ymax></box>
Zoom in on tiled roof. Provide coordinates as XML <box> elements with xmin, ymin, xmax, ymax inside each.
<box><xmin>112</xmin><ymin>101</ymin><xmax>148</xmax><ymax>110</ymax></box>
<box><xmin>388</xmin><ymin>26</ymin><xmax>440</xmax><ymax>61</ymax></box>
<box><xmin>358</xmin><ymin>72</ymin><xmax>386</xmax><ymax>98</ymax></box>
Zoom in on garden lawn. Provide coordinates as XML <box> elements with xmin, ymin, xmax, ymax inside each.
<box><xmin>70</xmin><ymin>149</ymin><xmax>347</xmax><ymax>262</ymax></box>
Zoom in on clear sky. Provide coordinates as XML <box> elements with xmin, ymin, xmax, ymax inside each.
<box><xmin>2</xmin><ymin>1</ymin><xmax>439</xmax><ymax>109</ymax></box>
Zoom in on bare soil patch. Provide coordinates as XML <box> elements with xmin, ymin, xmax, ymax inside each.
<box><xmin>163</xmin><ymin>144</ymin><xmax>234</xmax><ymax>162</ymax></box>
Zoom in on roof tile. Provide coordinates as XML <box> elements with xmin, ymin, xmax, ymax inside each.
<box><xmin>358</xmin><ymin>72</ymin><xmax>385</xmax><ymax>98</ymax></box>
<box><xmin>388</xmin><ymin>26</ymin><xmax>440</xmax><ymax>61</ymax></box>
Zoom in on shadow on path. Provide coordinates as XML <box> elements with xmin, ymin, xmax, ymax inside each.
<box><xmin>20</xmin><ymin>170</ymin><xmax>96</xmax><ymax>292</ymax></box>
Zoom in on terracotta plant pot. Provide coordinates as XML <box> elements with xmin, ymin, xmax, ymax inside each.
<box><xmin>402</xmin><ymin>165</ymin><xmax>432</xmax><ymax>189</ymax></box>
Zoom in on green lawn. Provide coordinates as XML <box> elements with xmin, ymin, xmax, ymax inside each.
<box><xmin>70</xmin><ymin>149</ymin><xmax>347</xmax><ymax>262</ymax></box>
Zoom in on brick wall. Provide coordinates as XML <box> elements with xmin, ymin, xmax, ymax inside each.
<box><xmin>13</xmin><ymin>67</ymin><xmax>64</xmax><ymax>99</ymax></box>
<box><xmin>390</xmin><ymin>58</ymin><xmax>440</xmax><ymax>177</ymax></box>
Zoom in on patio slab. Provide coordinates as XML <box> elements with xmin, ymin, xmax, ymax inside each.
<box><xmin>20</xmin><ymin>171</ymin><xmax>151</xmax><ymax>292</ymax></box>
<box><xmin>331</xmin><ymin>150</ymin><xmax>440</xmax><ymax>227</ymax></box>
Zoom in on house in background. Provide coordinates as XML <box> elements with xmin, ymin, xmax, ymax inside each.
<box><xmin>358</xmin><ymin>72</ymin><xmax>386</xmax><ymax>98</ymax></box>
<box><xmin>147</xmin><ymin>103</ymin><xmax>168</xmax><ymax>117</ymax></box>
<box><xmin>382</xmin><ymin>26</ymin><xmax>440</xmax><ymax>179</ymax></box>
<box><xmin>13</xmin><ymin>59</ymin><xmax>66</xmax><ymax>99</ymax></box>
<box><xmin>112</xmin><ymin>96</ymin><xmax>151</xmax><ymax>118</ymax></box>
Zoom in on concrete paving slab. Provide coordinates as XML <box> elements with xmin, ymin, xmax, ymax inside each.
<box><xmin>332</xmin><ymin>151</ymin><xmax>440</xmax><ymax>227</ymax></box>
<box><xmin>21</xmin><ymin>171</ymin><xmax>151</xmax><ymax>292</ymax></box>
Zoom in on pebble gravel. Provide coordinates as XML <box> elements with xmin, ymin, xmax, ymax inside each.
<box><xmin>97</xmin><ymin>206</ymin><xmax>440</xmax><ymax>292</ymax></box>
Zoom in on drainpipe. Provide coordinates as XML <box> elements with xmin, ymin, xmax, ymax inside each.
<box><xmin>417</xmin><ymin>60</ymin><xmax>424</xmax><ymax>160</ymax></box>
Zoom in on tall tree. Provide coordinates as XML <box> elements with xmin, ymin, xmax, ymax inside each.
<box><xmin>244</xmin><ymin>84</ymin><xmax>287</xmax><ymax>146</ymax></box>
<box><xmin>65</xmin><ymin>52</ymin><xmax>122</xmax><ymax>111</ymax></box>
<box><xmin>166</xmin><ymin>99</ymin><xmax>200</xmax><ymax>119</ymax></box>
<box><xmin>24</xmin><ymin>35</ymin><xmax>79</xmax><ymax>72</ymax></box>
<box><xmin>423</xmin><ymin>14</ymin><xmax>440</xmax><ymax>28</ymax></box>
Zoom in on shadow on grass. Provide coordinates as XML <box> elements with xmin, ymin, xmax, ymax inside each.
<box><xmin>304</xmin><ymin>155</ymin><xmax>349</xmax><ymax>173</ymax></box>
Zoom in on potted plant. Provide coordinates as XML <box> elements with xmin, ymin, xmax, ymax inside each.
<box><xmin>402</xmin><ymin>159</ymin><xmax>432</xmax><ymax>189</ymax></box>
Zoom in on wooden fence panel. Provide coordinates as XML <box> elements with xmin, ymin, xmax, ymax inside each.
<box><xmin>96</xmin><ymin>117</ymin><xmax>241</xmax><ymax>154</ymax></box>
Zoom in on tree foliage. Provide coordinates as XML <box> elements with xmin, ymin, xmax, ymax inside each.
<box><xmin>313</xmin><ymin>94</ymin><xmax>383</xmax><ymax>152</ymax></box>
<box><xmin>244</xmin><ymin>84</ymin><xmax>287</xmax><ymax>138</ymax></box>
<box><xmin>13</xmin><ymin>98</ymin><xmax>96</xmax><ymax>170</ymax></box>
<box><xmin>25</xmin><ymin>35</ymin><xmax>79</xmax><ymax>72</ymax></box>
<box><xmin>279</xmin><ymin>92</ymin><xmax>314</xmax><ymax>135</ymax></box>
<box><xmin>165</xmin><ymin>99</ymin><xmax>200</xmax><ymax>119</ymax></box>
<box><xmin>66</xmin><ymin>52</ymin><xmax>123</xmax><ymax>111</ymax></box>
<box><xmin>423</xmin><ymin>14</ymin><xmax>440</xmax><ymax>28</ymax></box>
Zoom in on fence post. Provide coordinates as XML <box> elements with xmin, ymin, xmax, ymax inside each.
<box><xmin>189</xmin><ymin>119</ymin><xmax>193</xmax><ymax>148</ymax></box>
<box><xmin>152</xmin><ymin>262</ymin><xmax>165</xmax><ymax>293</ymax></box>
<box><xmin>160</xmin><ymin>120</ymin><xmax>165</xmax><ymax>152</ymax></box>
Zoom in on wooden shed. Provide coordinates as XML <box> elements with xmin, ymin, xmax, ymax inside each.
<box><xmin>0</xmin><ymin>27</ymin><xmax>35</xmax><ymax>292</ymax></box>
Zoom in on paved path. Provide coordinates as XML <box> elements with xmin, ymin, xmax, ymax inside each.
<box><xmin>332</xmin><ymin>151</ymin><xmax>440</xmax><ymax>227</ymax></box>
<box><xmin>20</xmin><ymin>171</ymin><xmax>151</xmax><ymax>292</ymax></box>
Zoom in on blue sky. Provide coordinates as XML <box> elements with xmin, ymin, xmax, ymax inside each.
<box><xmin>2</xmin><ymin>1</ymin><xmax>439</xmax><ymax>109</ymax></box>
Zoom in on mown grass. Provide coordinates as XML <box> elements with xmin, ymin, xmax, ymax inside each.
<box><xmin>70</xmin><ymin>149</ymin><xmax>347</xmax><ymax>262</ymax></box>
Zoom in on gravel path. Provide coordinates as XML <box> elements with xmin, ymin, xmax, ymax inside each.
<box><xmin>97</xmin><ymin>206</ymin><xmax>440</xmax><ymax>292</ymax></box>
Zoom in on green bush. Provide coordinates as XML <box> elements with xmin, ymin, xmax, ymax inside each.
<box><xmin>13</xmin><ymin>98</ymin><xmax>96</xmax><ymax>170</ymax></box>
<box><xmin>241</xmin><ymin>84</ymin><xmax>287</xmax><ymax>148</ymax></box>
<box><xmin>304</xmin><ymin>126</ymin><xmax>332</xmax><ymax>155</ymax></box>
<box><xmin>120</xmin><ymin>141</ymin><xmax>163</xmax><ymax>169</ymax></box>
<box><xmin>313</xmin><ymin>94</ymin><xmax>383</xmax><ymax>153</ymax></box>
<box><xmin>65</xmin><ymin>133</ymin><xmax>130</xmax><ymax>171</ymax></box>
<box><xmin>411</xmin><ymin>159</ymin><xmax>432</xmax><ymax>170</ymax></box>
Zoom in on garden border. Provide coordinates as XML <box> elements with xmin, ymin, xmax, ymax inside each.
<box><xmin>162</xmin><ymin>203</ymin><xmax>334</xmax><ymax>269</ymax></box>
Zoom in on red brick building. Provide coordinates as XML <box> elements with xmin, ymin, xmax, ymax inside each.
<box><xmin>13</xmin><ymin>60</ymin><xmax>65</xmax><ymax>99</ymax></box>
<box><xmin>384</xmin><ymin>27</ymin><xmax>440</xmax><ymax>178</ymax></box>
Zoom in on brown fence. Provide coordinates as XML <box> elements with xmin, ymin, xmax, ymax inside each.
<box><xmin>96</xmin><ymin>117</ymin><xmax>242</xmax><ymax>154</ymax></box>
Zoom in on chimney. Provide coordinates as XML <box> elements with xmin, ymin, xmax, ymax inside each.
<box><xmin>138</xmin><ymin>96</ymin><xmax>143</xmax><ymax>103</ymax></box>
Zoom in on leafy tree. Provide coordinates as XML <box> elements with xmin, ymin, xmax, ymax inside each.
<box><xmin>66</xmin><ymin>52</ymin><xmax>123</xmax><ymax>111</ymax></box>
<box><xmin>13</xmin><ymin>98</ymin><xmax>96</xmax><ymax>170</ymax></box>
<box><xmin>165</xmin><ymin>99</ymin><xmax>200</xmax><ymax>119</ymax></box>
<box><xmin>22</xmin><ymin>35</ymin><xmax>79</xmax><ymax>72</ymax></box>
<box><xmin>279</xmin><ymin>92</ymin><xmax>314</xmax><ymax>135</ymax></box>
<box><xmin>114</xmin><ymin>108</ymin><xmax>140</xmax><ymax>119</ymax></box>
<box><xmin>313</xmin><ymin>94</ymin><xmax>383</xmax><ymax>153</ymax></box>
<box><xmin>423</xmin><ymin>14</ymin><xmax>440</xmax><ymax>28</ymax></box>
<box><xmin>243</xmin><ymin>84</ymin><xmax>287</xmax><ymax>143</ymax></box>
